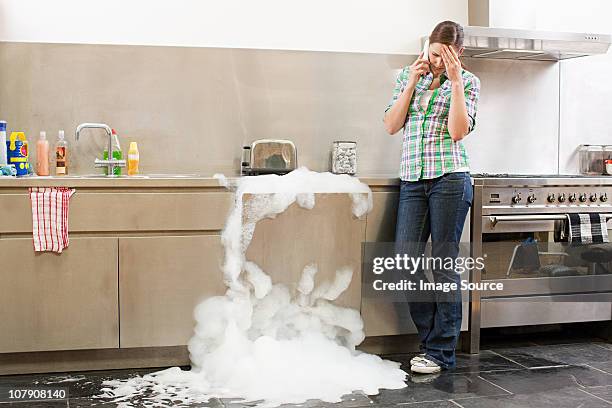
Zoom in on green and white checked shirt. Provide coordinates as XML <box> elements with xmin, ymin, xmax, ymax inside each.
<box><xmin>385</xmin><ymin>67</ymin><xmax>480</xmax><ymax>181</ymax></box>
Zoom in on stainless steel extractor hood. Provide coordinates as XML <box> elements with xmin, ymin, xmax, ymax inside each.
<box><xmin>461</xmin><ymin>26</ymin><xmax>611</xmax><ymax>61</ymax></box>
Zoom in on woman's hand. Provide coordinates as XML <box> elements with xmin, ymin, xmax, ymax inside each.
<box><xmin>441</xmin><ymin>45</ymin><xmax>463</xmax><ymax>83</ymax></box>
<box><xmin>408</xmin><ymin>53</ymin><xmax>430</xmax><ymax>85</ymax></box>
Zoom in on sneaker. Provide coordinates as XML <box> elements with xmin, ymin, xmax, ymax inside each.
<box><xmin>410</xmin><ymin>357</ymin><xmax>441</xmax><ymax>374</ymax></box>
<box><xmin>409</xmin><ymin>353</ymin><xmax>427</xmax><ymax>365</ymax></box>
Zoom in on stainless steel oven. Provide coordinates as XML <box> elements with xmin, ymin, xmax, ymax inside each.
<box><xmin>467</xmin><ymin>175</ymin><xmax>612</xmax><ymax>353</ymax></box>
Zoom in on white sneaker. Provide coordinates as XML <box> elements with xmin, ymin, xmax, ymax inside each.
<box><xmin>410</xmin><ymin>357</ymin><xmax>442</xmax><ymax>374</ymax></box>
<box><xmin>410</xmin><ymin>353</ymin><xmax>427</xmax><ymax>365</ymax></box>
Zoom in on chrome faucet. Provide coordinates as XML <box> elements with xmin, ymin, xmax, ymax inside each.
<box><xmin>75</xmin><ymin>123</ymin><xmax>126</xmax><ymax>176</ymax></box>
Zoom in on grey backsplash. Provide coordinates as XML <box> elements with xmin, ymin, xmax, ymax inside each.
<box><xmin>0</xmin><ymin>41</ymin><xmax>607</xmax><ymax>176</ymax></box>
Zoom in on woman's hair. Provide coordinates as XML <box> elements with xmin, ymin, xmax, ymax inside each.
<box><xmin>429</xmin><ymin>21</ymin><xmax>464</xmax><ymax>49</ymax></box>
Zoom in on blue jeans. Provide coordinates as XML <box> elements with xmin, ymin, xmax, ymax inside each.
<box><xmin>395</xmin><ymin>172</ymin><xmax>473</xmax><ymax>369</ymax></box>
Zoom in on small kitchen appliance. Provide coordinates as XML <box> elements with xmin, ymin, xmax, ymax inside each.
<box><xmin>241</xmin><ymin>139</ymin><xmax>297</xmax><ymax>176</ymax></box>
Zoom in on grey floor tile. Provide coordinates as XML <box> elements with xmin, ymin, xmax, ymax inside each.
<box><xmin>454</xmin><ymin>386</ymin><xmax>610</xmax><ymax>408</ymax></box>
<box><xmin>0</xmin><ymin>401</ymin><xmax>69</xmax><ymax>407</ymax></box>
<box><xmin>399</xmin><ymin>401</ymin><xmax>459</xmax><ymax>407</ymax></box>
<box><xmin>586</xmin><ymin>361</ymin><xmax>612</xmax><ymax>374</ymax></box>
<box><xmin>492</xmin><ymin>343</ymin><xmax>612</xmax><ymax>368</ymax></box>
<box><xmin>68</xmin><ymin>399</ymin><xmax>118</xmax><ymax>407</ymax></box>
<box><xmin>273</xmin><ymin>391</ymin><xmax>374</xmax><ymax>408</ymax></box>
<box><xmin>581</xmin><ymin>385</ymin><xmax>612</xmax><ymax>403</ymax></box>
<box><xmin>595</xmin><ymin>343</ymin><xmax>612</xmax><ymax>352</ymax></box>
<box><xmin>368</xmin><ymin>373</ymin><xmax>508</xmax><ymax>405</ymax></box>
<box><xmin>479</xmin><ymin>365</ymin><xmax>612</xmax><ymax>394</ymax></box>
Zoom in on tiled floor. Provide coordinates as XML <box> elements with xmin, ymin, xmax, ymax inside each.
<box><xmin>1</xmin><ymin>338</ymin><xmax>612</xmax><ymax>407</ymax></box>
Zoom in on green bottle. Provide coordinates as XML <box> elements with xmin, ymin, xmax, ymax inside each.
<box><xmin>103</xmin><ymin>129</ymin><xmax>123</xmax><ymax>175</ymax></box>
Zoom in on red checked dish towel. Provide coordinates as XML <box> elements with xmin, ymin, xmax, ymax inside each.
<box><xmin>29</xmin><ymin>187</ymin><xmax>76</xmax><ymax>253</ymax></box>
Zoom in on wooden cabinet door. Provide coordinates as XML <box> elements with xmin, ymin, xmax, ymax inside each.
<box><xmin>0</xmin><ymin>237</ymin><xmax>119</xmax><ymax>353</ymax></box>
<box><xmin>245</xmin><ymin>193</ymin><xmax>367</xmax><ymax>310</ymax></box>
<box><xmin>361</xmin><ymin>192</ymin><xmax>419</xmax><ymax>336</ymax></box>
<box><xmin>119</xmin><ymin>235</ymin><xmax>226</xmax><ymax>348</ymax></box>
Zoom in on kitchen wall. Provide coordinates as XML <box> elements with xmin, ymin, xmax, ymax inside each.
<box><xmin>0</xmin><ymin>42</ymin><xmax>562</xmax><ymax>176</ymax></box>
<box><xmin>0</xmin><ymin>0</ymin><xmax>609</xmax><ymax>176</ymax></box>
<box><xmin>484</xmin><ymin>0</ymin><xmax>612</xmax><ymax>174</ymax></box>
<box><xmin>544</xmin><ymin>2</ymin><xmax>612</xmax><ymax>174</ymax></box>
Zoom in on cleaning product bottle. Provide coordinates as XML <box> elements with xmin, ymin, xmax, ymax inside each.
<box><xmin>55</xmin><ymin>130</ymin><xmax>68</xmax><ymax>176</ymax></box>
<box><xmin>7</xmin><ymin>131</ymin><xmax>29</xmax><ymax>177</ymax></box>
<box><xmin>128</xmin><ymin>142</ymin><xmax>139</xmax><ymax>176</ymax></box>
<box><xmin>0</xmin><ymin>121</ymin><xmax>7</xmax><ymax>166</ymax></box>
<box><xmin>103</xmin><ymin>129</ymin><xmax>123</xmax><ymax>176</ymax></box>
<box><xmin>36</xmin><ymin>131</ymin><xmax>50</xmax><ymax>176</ymax></box>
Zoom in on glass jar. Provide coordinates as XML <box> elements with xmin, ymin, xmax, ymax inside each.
<box><xmin>331</xmin><ymin>141</ymin><xmax>357</xmax><ymax>175</ymax></box>
<box><xmin>579</xmin><ymin>145</ymin><xmax>604</xmax><ymax>175</ymax></box>
<box><xmin>605</xmin><ymin>146</ymin><xmax>612</xmax><ymax>175</ymax></box>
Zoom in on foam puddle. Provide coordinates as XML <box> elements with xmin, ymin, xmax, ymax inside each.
<box><xmin>98</xmin><ymin>167</ymin><xmax>407</xmax><ymax>407</ymax></box>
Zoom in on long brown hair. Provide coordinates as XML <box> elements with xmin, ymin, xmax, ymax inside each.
<box><xmin>429</xmin><ymin>21</ymin><xmax>465</xmax><ymax>68</ymax></box>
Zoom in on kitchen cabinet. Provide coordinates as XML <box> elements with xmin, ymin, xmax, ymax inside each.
<box><xmin>361</xmin><ymin>192</ymin><xmax>418</xmax><ymax>336</ymax></box>
<box><xmin>119</xmin><ymin>235</ymin><xmax>226</xmax><ymax>348</ymax></box>
<box><xmin>0</xmin><ymin>237</ymin><xmax>118</xmax><ymax>353</ymax></box>
<box><xmin>361</xmin><ymin>191</ymin><xmax>470</xmax><ymax>336</ymax></box>
<box><xmin>0</xmin><ymin>177</ymin><xmax>402</xmax><ymax>373</ymax></box>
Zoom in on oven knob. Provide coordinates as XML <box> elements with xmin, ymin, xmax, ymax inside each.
<box><xmin>547</xmin><ymin>193</ymin><xmax>556</xmax><ymax>203</ymax></box>
<box><xmin>512</xmin><ymin>193</ymin><xmax>522</xmax><ymax>204</ymax></box>
<box><xmin>602</xmin><ymin>193</ymin><xmax>609</xmax><ymax>202</ymax></box>
<box><xmin>579</xmin><ymin>193</ymin><xmax>587</xmax><ymax>203</ymax></box>
<box><xmin>590</xmin><ymin>193</ymin><xmax>598</xmax><ymax>202</ymax></box>
<box><xmin>527</xmin><ymin>194</ymin><xmax>537</xmax><ymax>203</ymax></box>
<box><xmin>558</xmin><ymin>193</ymin><xmax>566</xmax><ymax>203</ymax></box>
<box><xmin>569</xmin><ymin>193</ymin><xmax>577</xmax><ymax>202</ymax></box>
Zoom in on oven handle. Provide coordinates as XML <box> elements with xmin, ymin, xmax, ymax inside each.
<box><xmin>489</xmin><ymin>214</ymin><xmax>612</xmax><ymax>227</ymax></box>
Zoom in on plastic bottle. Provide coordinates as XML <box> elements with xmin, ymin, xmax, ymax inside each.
<box><xmin>8</xmin><ymin>131</ymin><xmax>29</xmax><ymax>176</ymax></box>
<box><xmin>36</xmin><ymin>131</ymin><xmax>50</xmax><ymax>176</ymax></box>
<box><xmin>103</xmin><ymin>129</ymin><xmax>123</xmax><ymax>175</ymax></box>
<box><xmin>128</xmin><ymin>142</ymin><xmax>139</xmax><ymax>176</ymax></box>
<box><xmin>55</xmin><ymin>130</ymin><xmax>68</xmax><ymax>176</ymax></box>
<box><xmin>0</xmin><ymin>121</ymin><xmax>7</xmax><ymax>166</ymax></box>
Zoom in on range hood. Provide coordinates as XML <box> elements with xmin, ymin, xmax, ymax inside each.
<box><xmin>461</xmin><ymin>26</ymin><xmax>611</xmax><ymax>61</ymax></box>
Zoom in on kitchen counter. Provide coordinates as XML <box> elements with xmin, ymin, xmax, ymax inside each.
<box><xmin>0</xmin><ymin>174</ymin><xmax>401</xmax><ymax>188</ymax></box>
<box><xmin>0</xmin><ymin>172</ymin><xmax>402</xmax><ymax>374</ymax></box>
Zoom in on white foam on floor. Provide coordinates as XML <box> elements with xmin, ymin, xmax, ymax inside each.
<box><xmin>98</xmin><ymin>167</ymin><xmax>406</xmax><ymax>407</ymax></box>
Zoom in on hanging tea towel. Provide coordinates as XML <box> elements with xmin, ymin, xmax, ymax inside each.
<box><xmin>29</xmin><ymin>187</ymin><xmax>76</xmax><ymax>253</ymax></box>
<box><xmin>565</xmin><ymin>213</ymin><xmax>610</xmax><ymax>244</ymax></box>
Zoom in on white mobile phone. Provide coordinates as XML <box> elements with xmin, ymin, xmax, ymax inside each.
<box><xmin>422</xmin><ymin>39</ymin><xmax>430</xmax><ymax>62</ymax></box>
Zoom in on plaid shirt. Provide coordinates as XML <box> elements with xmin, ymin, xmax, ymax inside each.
<box><xmin>385</xmin><ymin>67</ymin><xmax>480</xmax><ymax>181</ymax></box>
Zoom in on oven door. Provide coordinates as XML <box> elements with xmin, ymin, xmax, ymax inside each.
<box><xmin>478</xmin><ymin>214</ymin><xmax>612</xmax><ymax>298</ymax></box>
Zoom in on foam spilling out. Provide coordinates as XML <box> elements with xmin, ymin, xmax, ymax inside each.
<box><xmin>98</xmin><ymin>167</ymin><xmax>406</xmax><ymax>407</ymax></box>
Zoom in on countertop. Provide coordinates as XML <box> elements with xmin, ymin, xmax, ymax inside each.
<box><xmin>0</xmin><ymin>174</ymin><xmax>401</xmax><ymax>189</ymax></box>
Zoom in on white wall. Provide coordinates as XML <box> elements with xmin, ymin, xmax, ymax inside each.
<box><xmin>468</xmin><ymin>0</ymin><xmax>612</xmax><ymax>175</ymax></box>
<box><xmin>538</xmin><ymin>0</ymin><xmax>612</xmax><ymax>174</ymax></box>
<box><xmin>0</xmin><ymin>0</ymin><xmax>467</xmax><ymax>54</ymax></box>
<box><xmin>464</xmin><ymin>59</ymin><xmax>560</xmax><ymax>175</ymax></box>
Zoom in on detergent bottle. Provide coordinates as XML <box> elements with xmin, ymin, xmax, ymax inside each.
<box><xmin>7</xmin><ymin>131</ymin><xmax>30</xmax><ymax>177</ymax></box>
<box><xmin>127</xmin><ymin>142</ymin><xmax>139</xmax><ymax>176</ymax></box>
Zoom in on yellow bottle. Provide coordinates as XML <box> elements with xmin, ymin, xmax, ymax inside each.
<box><xmin>127</xmin><ymin>142</ymin><xmax>139</xmax><ymax>176</ymax></box>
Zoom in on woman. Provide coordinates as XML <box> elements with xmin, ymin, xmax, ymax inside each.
<box><xmin>383</xmin><ymin>21</ymin><xmax>480</xmax><ymax>374</ymax></box>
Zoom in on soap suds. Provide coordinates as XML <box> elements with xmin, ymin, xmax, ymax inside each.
<box><xmin>97</xmin><ymin>167</ymin><xmax>405</xmax><ymax>407</ymax></box>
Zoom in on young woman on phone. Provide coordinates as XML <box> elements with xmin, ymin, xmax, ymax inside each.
<box><xmin>383</xmin><ymin>21</ymin><xmax>480</xmax><ymax>374</ymax></box>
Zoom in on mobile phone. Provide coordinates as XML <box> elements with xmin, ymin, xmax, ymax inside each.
<box><xmin>422</xmin><ymin>39</ymin><xmax>430</xmax><ymax>62</ymax></box>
